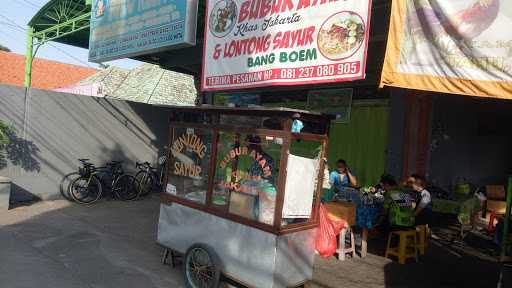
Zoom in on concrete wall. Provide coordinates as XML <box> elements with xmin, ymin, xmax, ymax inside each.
<box><xmin>0</xmin><ymin>84</ymin><xmax>170</xmax><ymax>200</ymax></box>
<box><xmin>428</xmin><ymin>95</ymin><xmax>512</xmax><ymax>190</ymax></box>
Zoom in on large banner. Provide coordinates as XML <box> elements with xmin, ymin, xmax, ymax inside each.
<box><xmin>202</xmin><ymin>0</ymin><xmax>372</xmax><ymax>91</ymax></box>
<box><xmin>380</xmin><ymin>0</ymin><xmax>512</xmax><ymax>99</ymax></box>
<box><xmin>89</xmin><ymin>0</ymin><xmax>198</xmax><ymax>63</ymax></box>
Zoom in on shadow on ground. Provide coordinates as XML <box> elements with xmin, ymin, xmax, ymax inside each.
<box><xmin>310</xmin><ymin>218</ymin><xmax>510</xmax><ymax>288</ymax></box>
<box><xmin>0</xmin><ymin>195</ymin><xmax>183</xmax><ymax>288</ymax></box>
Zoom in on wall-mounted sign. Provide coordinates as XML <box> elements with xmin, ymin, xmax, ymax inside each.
<box><xmin>89</xmin><ymin>0</ymin><xmax>198</xmax><ymax>63</ymax></box>
<box><xmin>214</xmin><ymin>92</ymin><xmax>260</xmax><ymax>106</ymax></box>
<box><xmin>307</xmin><ymin>88</ymin><xmax>352</xmax><ymax>123</ymax></box>
<box><xmin>381</xmin><ymin>0</ymin><xmax>512</xmax><ymax>99</ymax></box>
<box><xmin>202</xmin><ymin>0</ymin><xmax>372</xmax><ymax>91</ymax></box>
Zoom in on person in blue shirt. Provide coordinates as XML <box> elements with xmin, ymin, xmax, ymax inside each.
<box><xmin>329</xmin><ymin>159</ymin><xmax>358</xmax><ymax>197</ymax></box>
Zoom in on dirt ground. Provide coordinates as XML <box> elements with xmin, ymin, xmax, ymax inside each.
<box><xmin>0</xmin><ymin>196</ymin><xmax>509</xmax><ymax>288</ymax></box>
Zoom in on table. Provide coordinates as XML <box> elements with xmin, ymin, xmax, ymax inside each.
<box><xmin>325</xmin><ymin>201</ymin><xmax>377</xmax><ymax>258</ymax></box>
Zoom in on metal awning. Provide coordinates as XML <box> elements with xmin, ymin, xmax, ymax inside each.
<box><xmin>27</xmin><ymin>0</ymin><xmax>206</xmax><ymax>75</ymax></box>
<box><xmin>28</xmin><ymin>0</ymin><xmax>91</xmax><ymax>48</ymax></box>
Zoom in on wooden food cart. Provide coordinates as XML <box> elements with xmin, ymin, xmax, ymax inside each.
<box><xmin>157</xmin><ymin>106</ymin><xmax>331</xmax><ymax>288</ymax></box>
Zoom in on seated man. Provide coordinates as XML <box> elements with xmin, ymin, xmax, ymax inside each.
<box><xmin>376</xmin><ymin>174</ymin><xmax>415</xmax><ymax>232</ymax></box>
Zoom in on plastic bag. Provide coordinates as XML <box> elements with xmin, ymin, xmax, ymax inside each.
<box><xmin>315</xmin><ymin>204</ymin><xmax>338</xmax><ymax>258</ymax></box>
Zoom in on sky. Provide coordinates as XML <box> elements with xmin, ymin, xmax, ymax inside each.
<box><xmin>0</xmin><ymin>0</ymin><xmax>142</xmax><ymax>70</ymax></box>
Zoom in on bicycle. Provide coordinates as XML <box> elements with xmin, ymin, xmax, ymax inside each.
<box><xmin>60</xmin><ymin>158</ymin><xmax>93</xmax><ymax>201</ymax></box>
<box><xmin>69</xmin><ymin>159</ymin><xmax>103</xmax><ymax>204</ymax></box>
<box><xmin>69</xmin><ymin>160</ymin><xmax>139</xmax><ymax>204</ymax></box>
<box><xmin>135</xmin><ymin>156</ymin><xmax>166</xmax><ymax>197</ymax></box>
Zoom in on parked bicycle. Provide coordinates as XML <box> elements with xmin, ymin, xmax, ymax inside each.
<box><xmin>135</xmin><ymin>156</ymin><xmax>167</xmax><ymax>197</ymax></box>
<box><xmin>69</xmin><ymin>159</ymin><xmax>139</xmax><ymax>204</ymax></box>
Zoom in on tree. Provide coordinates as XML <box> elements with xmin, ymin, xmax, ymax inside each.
<box><xmin>0</xmin><ymin>44</ymin><xmax>11</xmax><ymax>52</ymax></box>
<box><xmin>0</xmin><ymin>120</ymin><xmax>13</xmax><ymax>148</ymax></box>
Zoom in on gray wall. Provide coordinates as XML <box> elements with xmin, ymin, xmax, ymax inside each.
<box><xmin>0</xmin><ymin>84</ymin><xmax>170</xmax><ymax>200</ymax></box>
<box><xmin>428</xmin><ymin>95</ymin><xmax>512</xmax><ymax>190</ymax></box>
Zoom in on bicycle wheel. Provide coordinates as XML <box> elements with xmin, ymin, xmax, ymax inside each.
<box><xmin>135</xmin><ymin>171</ymin><xmax>154</xmax><ymax>197</ymax></box>
<box><xmin>184</xmin><ymin>244</ymin><xmax>221</xmax><ymax>288</ymax></box>
<box><xmin>70</xmin><ymin>176</ymin><xmax>102</xmax><ymax>204</ymax></box>
<box><xmin>114</xmin><ymin>174</ymin><xmax>139</xmax><ymax>201</ymax></box>
<box><xmin>60</xmin><ymin>172</ymin><xmax>79</xmax><ymax>201</ymax></box>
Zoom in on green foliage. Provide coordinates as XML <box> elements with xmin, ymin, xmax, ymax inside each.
<box><xmin>0</xmin><ymin>120</ymin><xmax>14</xmax><ymax>148</ymax></box>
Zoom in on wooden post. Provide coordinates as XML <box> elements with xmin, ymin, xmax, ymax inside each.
<box><xmin>361</xmin><ymin>228</ymin><xmax>368</xmax><ymax>258</ymax></box>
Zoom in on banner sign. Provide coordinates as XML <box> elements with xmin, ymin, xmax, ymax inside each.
<box><xmin>307</xmin><ymin>88</ymin><xmax>352</xmax><ymax>123</ymax></box>
<box><xmin>380</xmin><ymin>0</ymin><xmax>512</xmax><ymax>99</ymax></box>
<box><xmin>89</xmin><ymin>0</ymin><xmax>198</xmax><ymax>62</ymax></box>
<box><xmin>202</xmin><ymin>0</ymin><xmax>372</xmax><ymax>91</ymax></box>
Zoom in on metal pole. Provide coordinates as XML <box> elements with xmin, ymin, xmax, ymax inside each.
<box><xmin>22</xmin><ymin>27</ymin><xmax>34</xmax><ymax>154</ymax></box>
<box><xmin>24</xmin><ymin>26</ymin><xmax>34</xmax><ymax>88</ymax></box>
<box><xmin>501</xmin><ymin>176</ymin><xmax>512</xmax><ymax>257</ymax></box>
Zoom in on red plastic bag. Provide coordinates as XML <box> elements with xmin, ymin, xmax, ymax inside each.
<box><xmin>331</xmin><ymin>217</ymin><xmax>348</xmax><ymax>235</ymax></box>
<box><xmin>315</xmin><ymin>204</ymin><xmax>338</xmax><ymax>258</ymax></box>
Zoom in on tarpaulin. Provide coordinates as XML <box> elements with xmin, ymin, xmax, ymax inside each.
<box><xmin>380</xmin><ymin>0</ymin><xmax>512</xmax><ymax>99</ymax></box>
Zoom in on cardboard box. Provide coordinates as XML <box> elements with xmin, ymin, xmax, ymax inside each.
<box><xmin>324</xmin><ymin>201</ymin><xmax>356</xmax><ymax>226</ymax></box>
<box><xmin>487</xmin><ymin>200</ymin><xmax>507</xmax><ymax>215</ymax></box>
<box><xmin>229</xmin><ymin>192</ymin><xmax>257</xmax><ymax>220</ymax></box>
<box><xmin>486</xmin><ymin>185</ymin><xmax>506</xmax><ymax>200</ymax></box>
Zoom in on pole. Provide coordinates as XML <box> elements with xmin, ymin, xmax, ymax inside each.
<box><xmin>501</xmin><ymin>176</ymin><xmax>512</xmax><ymax>257</ymax></box>
<box><xmin>24</xmin><ymin>26</ymin><xmax>34</xmax><ymax>88</ymax></box>
<box><xmin>22</xmin><ymin>27</ymin><xmax>34</xmax><ymax>152</ymax></box>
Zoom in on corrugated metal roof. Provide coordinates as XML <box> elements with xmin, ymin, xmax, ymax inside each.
<box><xmin>76</xmin><ymin>63</ymin><xmax>198</xmax><ymax>106</ymax></box>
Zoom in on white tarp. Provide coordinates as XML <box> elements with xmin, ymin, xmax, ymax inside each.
<box><xmin>283</xmin><ymin>154</ymin><xmax>318</xmax><ymax>218</ymax></box>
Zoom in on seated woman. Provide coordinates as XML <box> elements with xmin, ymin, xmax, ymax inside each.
<box><xmin>329</xmin><ymin>159</ymin><xmax>358</xmax><ymax>200</ymax></box>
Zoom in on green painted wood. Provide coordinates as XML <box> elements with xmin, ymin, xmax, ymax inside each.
<box><xmin>327</xmin><ymin>103</ymin><xmax>389</xmax><ymax>187</ymax></box>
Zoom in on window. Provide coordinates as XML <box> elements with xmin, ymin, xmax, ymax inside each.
<box><xmin>212</xmin><ymin>132</ymin><xmax>282</xmax><ymax>225</ymax></box>
<box><xmin>166</xmin><ymin>127</ymin><xmax>212</xmax><ymax>204</ymax></box>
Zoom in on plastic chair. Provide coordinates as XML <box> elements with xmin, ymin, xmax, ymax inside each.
<box><xmin>487</xmin><ymin>211</ymin><xmax>498</xmax><ymax>235</ymax></box>
<box><xmin>337</xmin><ymin>227</ymin><xmax>356</xmax><ymax>261</ymax></box>
<box><xmin>385</xmin><ymin>229</ymin><xmax>418</xmax><ymax>264</ymax></box>
<box><xmin>416</xmin><ymin>224</ymin><xmax>429</xmax><ymax>255</ymax></box>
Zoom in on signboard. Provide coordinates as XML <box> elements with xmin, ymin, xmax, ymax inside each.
<box><xmin>380</xmin><ymin>0</ymin><xmax>512</xmax><ymax>99</ymax></box>
<box><xmin>214</xmin><ymin>92</ymin><xmax>260</xmax><ymax>106</ymax></box>
<box><xmin>202</xmin><ymin>0</ymin><xmax>372</xmax><ymax>91</ymax></box>
<box><xmin>307</xmin><ymin>88</ymin><xmax>352</xmax><ymax>123</ymax></box>
<box><xmin>89</xmin><ymin>0</ymin><xmax>198</xmax><ymax>63</ymax></box>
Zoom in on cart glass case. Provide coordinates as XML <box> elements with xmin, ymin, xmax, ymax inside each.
<box><xmin>161</xmin><ymin>106</ymin><xmax>331</xmax><ymax>235</ymax></box>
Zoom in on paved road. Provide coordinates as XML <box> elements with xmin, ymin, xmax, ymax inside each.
<box><xmin>0</xmin><ymin>197</ymin><xmax>183</xmax><ymax>288</ymax></box>
<box><xmin>0</xmin><ymin>196</ymin><xmax>508</xmax><ymax>288</ymax></box>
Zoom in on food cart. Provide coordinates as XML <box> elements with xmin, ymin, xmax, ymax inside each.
<box><xmin>157</xmin><ymin>106</ymin><xmax>331</xmax><ymax>288</ymax></box>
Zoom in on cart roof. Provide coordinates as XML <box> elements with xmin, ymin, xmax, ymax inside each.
<box><xmin>160</xmin><ymin>105</ymin><xmax>333</xmax><ymax>122</ymax></box>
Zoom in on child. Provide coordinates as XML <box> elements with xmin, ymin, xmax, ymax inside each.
<box><xmin>412</xmin><ymin>176</ymin><xmax>432</xmax><ymax>225</ymax></box>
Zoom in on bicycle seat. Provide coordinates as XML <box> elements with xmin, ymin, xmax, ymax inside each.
<box><xmin>136</xmin><ymin>162</ymin><xmax>151</xmax><ymax>168</ymax></box>
<box><xmin>78</xmin><ymin>158</ymin><xmax>90</xmax><ymax>163</ymax></box>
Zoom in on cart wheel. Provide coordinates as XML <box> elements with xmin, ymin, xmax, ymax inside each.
<box><xmin>184</xmin><ymin>244</ymin><xmax>221</xmax><ymax>288</ymax></box>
